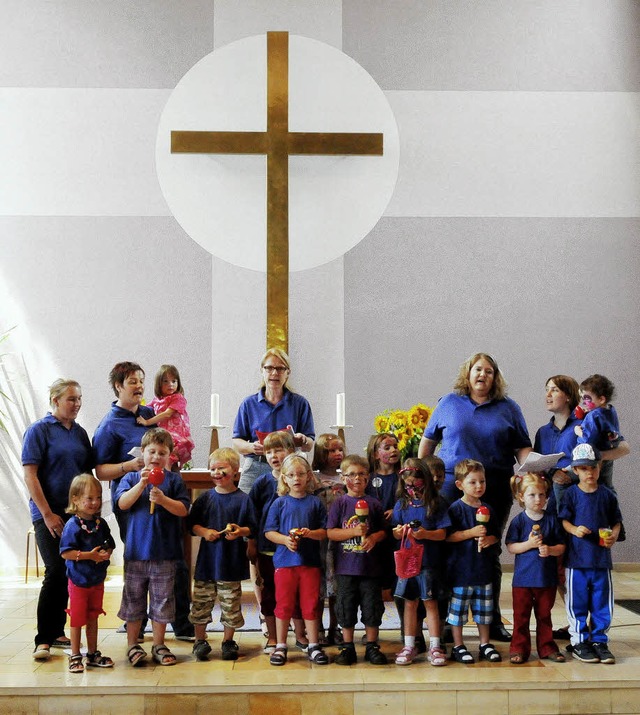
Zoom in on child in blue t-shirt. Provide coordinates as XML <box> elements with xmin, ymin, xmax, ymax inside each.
<box><xmin>575</xmin><ymin>374</ymin><xmax>625</xmax><ymax>493</ymax></box>
<box><xmin>559</xmin><ymin>444</ymin><xmax>622</xmax><ymax>664</ymax></box>
<box><xmin>114</xmin><ymin>428</ymin><xmax>190</xmax><ymax>667</ymax></box>
<box><xmin>391</xmin><ymin>458</ymin><xmax>450</xmax><ymax>667</ymax></box>
<box><xmin>264</xmin><ymin>454</ymin><xmax>328</xmax><ymax>666</ymax></box>
<box><xmin>188</xmin><ymin>447</ymin><xmax>257</xmax><ymax>662</ymax></box>
<box><xmin>60</xmin><ymin>473</ymin><xmax>115</xmax><ymax>673</ymax></box>
<box><xmin>506</xmin><ymin>473</ymin><xmax>565</xmax><ymax>664</ymax></box>
<box><xmin>446</xmin><ymin>459</ymin><xmax>502</xmax><ymax>665</ymax></box>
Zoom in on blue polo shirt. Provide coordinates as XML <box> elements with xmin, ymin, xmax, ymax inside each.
<box><xmin>22</xmin><ymin>414</ymin><xmax>94</xmax><ymax>521</ymax></box>
<box><xmin>424</xmin><ymin>393</ymin><xmax>531</xmax><ymax>498</ymax></box>
<box><xmin>113</xmin><ymin>469</ymin><xmax>190</xmax><ymax>561</ymax></box>
<box><xmin>534</xmin><ymin>414</ymin><xmax>582</xmax><ymax>470</ymax></box>
<box><xmin>92</xmin><ymin>402</ymin><xmax>154</xmax><ymax>505</ymax></box>
<box><xmin>232</xmin><ymin>387</ymin><xmax>315</xmax><ymax>442</ymax></box>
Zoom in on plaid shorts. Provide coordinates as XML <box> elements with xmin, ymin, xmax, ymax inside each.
<box><xmin>189</xmin><ymin>580</ymin><xmax>244</xmax><ymax>629</ymax></box>
<box><xmin>117</xmin><ymin>560</ymin><xmax>177</xmax><ymax>624</ymax></box>
<box><xmin>446</xmin><ymin>584</ymin><xmax>493</xmax><ymax>626</ymax></box>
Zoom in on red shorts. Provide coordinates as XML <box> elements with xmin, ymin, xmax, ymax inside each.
<box><xmin>66</xmin><ymin>580</ymin><xmax>105</xmax><ymax>627</ymax></box>
<box><xmin>274</xmin><ymin>566</ymin><xmax>321</xmax><ymax>621</ymax></box>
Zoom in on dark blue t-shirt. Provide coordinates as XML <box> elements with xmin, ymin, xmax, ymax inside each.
<box><xmin>505</xmin><ymin>510</ymin><xmax>564</xmax><ymax>588</ymax></box>
<box><xmin>59</xmin><ymin>515</ymin><xmax>115</xmax><ymax>587</ymax></box>
<box><xmin>392</xmin><ymin>499</ymin><xmax>451</xmax><ymax>570</ymax></box>
<box><xmin>188</xmin><ymin>489</ymin><xmax>257</xmax><ymax>582</ymax></box>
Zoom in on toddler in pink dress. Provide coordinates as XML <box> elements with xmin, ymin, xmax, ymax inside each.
<box><xmin>137</xmin><ymin>364</ymin><xmax>194</xmax><ymax>468</ymax></box>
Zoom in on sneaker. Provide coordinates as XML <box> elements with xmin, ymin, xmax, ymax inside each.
<box><xmin>334</xmin><ymin>644</ymin><xmax>357</xmax><ymax>666</ymax></box>
<box><xmin>221</xmin><ymin>639</ymin><xmax>239</xmax><ymax>661</ymax></box>
<box><xmin>571</xmin><ymin>642</ymin><xmax>600</xmax><ymax>663</ymax></box>
<box><xmin>192</xmin><ymin>639</ymin><xmax>212</xmax><ymax>661</ymax></box>
<box><xmin>364</xmin><ymin>642</ymin><xmax>388</xmax><ymax>665</ymax></box>
<box><xmin>591</xmin><ymin>642</ymin><xmax>615</xmax><ymax>664</ymax></box>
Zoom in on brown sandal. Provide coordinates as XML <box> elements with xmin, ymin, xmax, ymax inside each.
<box><xmin>152</xmin><ymin>644</ymin><xmax>177</xmax><ymax>666</ymax></box>
<box><xmin>510</xmin><ymin>653</ymin><xmax>526</xmax><ymax>664</ymax></box>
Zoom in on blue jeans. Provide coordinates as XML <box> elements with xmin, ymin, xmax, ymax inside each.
<box><xmin>33</xmin><ymin>517</ymin><xmax>70</xmax><ymax>646</ymax></box>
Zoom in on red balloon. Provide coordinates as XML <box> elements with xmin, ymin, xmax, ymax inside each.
<box><xmin>148</xmin><ymin>468</ymin><xmax>165</xmax><ymax>486</ymax></box>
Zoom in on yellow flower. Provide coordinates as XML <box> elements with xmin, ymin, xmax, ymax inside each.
<box><xmin>397</xmin><ymin>436</ymin><xmax>408</xmax><ymax>454</ymax></box>
<box><xmin>389</xmin><ymin>410</ymin><xmax>408</xmax><ymax>429</ymax></box>
<box><xmin>408</xmin><ymin>403</ymin><xmax>431</xmax><ymax>430</ymax></box>
<box><xmin>374</xmin><ymin>414</ymin><xmax>390</xmax><ymax>433</ymax></box>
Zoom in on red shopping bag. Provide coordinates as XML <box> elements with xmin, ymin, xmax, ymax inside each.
<box><xmin>394</xmin><ymin>529</ymin><xmax>424</xmax><ymax>579</ymax></box>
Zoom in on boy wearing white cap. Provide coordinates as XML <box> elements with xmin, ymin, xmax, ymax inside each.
<box><xmin>559</xmin><ymin>444</ymin><xmax>622</xmax><ymax>664</ymax></box>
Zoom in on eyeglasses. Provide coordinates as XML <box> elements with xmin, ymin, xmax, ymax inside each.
<box><xmin>263</xmin><ymin>365</ymin><xmax>288</xmax><ymax>374</ymax></box>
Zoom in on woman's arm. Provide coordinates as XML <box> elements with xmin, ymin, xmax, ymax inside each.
<box><xmin>417</xmin><ymin>436</ymin><xmax>438</xmax><ymax>459</ymax></box>
<box><xmin>95</xmin><ymin>457</ymin><xmax>144</xmax><ymax>482</ymax></box>
<box><xmin>232</xmin><ymin>437</ymin><xmax>264</xmax><ymax>456</ymax></box>
<box><xmin>601</xmin><ymin>440</ymin><xmax>630</xmax><ymax>461</ymax></box>
<box><xmin>136</xmin><ymin>408</ymin><xmax>175</xmax><ymax>427</ymax></box>
<box><xmin>23</xmin><ymin>464</ymin><xmax>65</xmax><ymax>537</ymax></box>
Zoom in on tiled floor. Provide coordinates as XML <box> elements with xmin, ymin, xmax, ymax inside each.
<box><xmin>1</xmin><ymin>569</ymin><xmax>639</xmax><ymax>714</ymax></box>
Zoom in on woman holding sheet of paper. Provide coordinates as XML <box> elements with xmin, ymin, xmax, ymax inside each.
<box><xmin>417</xmin><ymin>352</ymin><xmax>531</xmax><ymax>640</ymax></box>
<box><xmin>232</xmin><ymin>348</ymin><xmax>315</xmax><ymax>493</ymax></box>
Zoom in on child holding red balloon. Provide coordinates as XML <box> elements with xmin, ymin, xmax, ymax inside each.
<box><xmin>445</xmin><ymin>459</ymin><xmax>502</xmax><ymax>664</ymax></box>
<box><xmin>114</xmin><ymin>428</ymin><xmax>190</xmax><ymax>667</ymax></box>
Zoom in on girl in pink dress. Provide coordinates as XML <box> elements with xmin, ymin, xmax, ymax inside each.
<box><xmin>136</xmin><ymin>364</ymin><xmax>194</xmax><ymax>468</ymax></box>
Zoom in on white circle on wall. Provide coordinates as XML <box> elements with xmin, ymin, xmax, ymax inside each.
<box><xmin>156</xmin><ymin>34</ymin><xmax>399</xmax><ymax>272</ymax></box>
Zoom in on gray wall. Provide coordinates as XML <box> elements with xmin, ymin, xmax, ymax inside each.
<box><xmin>1</xmin><ymin>1</ymin><xmax>638</xmax><ymax>571</ymax></box>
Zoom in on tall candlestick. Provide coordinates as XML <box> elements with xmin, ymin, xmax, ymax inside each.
<box><xmin>336</xmin><ymin>392</ymin><xmax>346</xmax><ymax>426</ymax></box>
<box><xmin>210</xmin><ymin>393</ymin><xmax>220</xmax><ymax>426</ymax></box>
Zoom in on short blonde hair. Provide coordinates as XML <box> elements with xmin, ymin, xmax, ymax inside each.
<box><xmin>209</xmin><ymin>447</ymin><xmax>240</xmax><ymax>472</ymax></box>
<box><xmin>49</xmin><ymin>379</ymin><xmax>80</xmax><ymax>406</ymax></box>
<box><xmin>510</xmin><ymin>472</ymin><xmax>549</xmax><ymax>504</ymax></box>
<box><xmin>263</xmin><ymin>430</ymin><xmax>296</xmax><ymax>453</ymax></box>
<box><xmin>453</xmin><ymin>352</ymin><xmax>507</xmax><ymax>401</ymax></box>
<box><xmin>277</xmin><ymin>454</ymin><xmax>314</xmax><ymax>496</ymax></box>
<box><xmin>454</xmin><ymin>458</ymin><xmax>485</xmax><ymax>483</ymax></box>
<box><xmin>340</xmin><ymin>454</ymin><xmax>369</xmax><ymax>474</ymax></box>
<box><xmin>66</xmin><ymin>473</ymin><xmax>102</xmax><ymax>515</ymax></box>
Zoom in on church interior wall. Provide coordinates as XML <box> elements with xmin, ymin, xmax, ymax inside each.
<box><xmin>1</xmin><ymin>1</ymin><xmax>638</xmax><ymax>571</ymax></box>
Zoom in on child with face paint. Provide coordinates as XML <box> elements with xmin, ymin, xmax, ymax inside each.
<box><xmin>391</xmin><ymin>459</ymin><xmax>450</xmax><ymax>666</ymax></box>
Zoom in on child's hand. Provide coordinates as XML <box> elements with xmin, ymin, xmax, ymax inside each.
<box><xmin>296</xmin><ymin>527</ymin><xmax>310</xmax><ymax>539</ymax></box>
<box><xmin>383</xmin><ymin>509</ymin><xmax>393</xmax><ymax>522</ymax></box>
<box><xmin>601</xmin><ymin>533</ymin><xmax>616</xmax><ymax>549</ymax></box>
<box><xmin>90</xmin><ymin>546</ymin><xmax>110</xmax><ymax>563</ymax></box>
<box><xmin>353</xmin><ymin>522</ymin><xmax>368</xmax><ymax>538</ymax></box>
<box><xmin>360</xmin><ymin>535</ymin><xmax>377</xmax><ymax>552</ymax></box>
<box><xmin>538</xmin><ymin>544</ymin><xmax>550</xmax><ymax>558</ymax></box>
<box><xmin>136</xmin><ymin>416</ymin><xmax>149</xmax><ymax>426</ymax></box>
<box><xmin>528</xmin><ymin>533</ymin><xmax>543</xmax><ymax>549</ymax></box>
<box><xmin>139</xmin><ymin>467</ymin><xmax>150</xmax><ymax>487</ymax></box>
<box><xmin>477</xmin><ymin>535</ymin><xmax>490</xmax><ymax>551</ymax></box>
<box><xmin>575</xmin><ymin>525</ymin><xmax>591</xmax><ymax>539</ymax></box>
<box><xmin>149</xmin><ymin>485</ymin><xmax>164</xmax><ymax>507</ymax></box>
<box><xmin>285</xmin><ymin>535</ymin><xmax>298</xmax><ymax>552</ymax></box>
<box><xmin>225</xmin><ymin>523</ymin><xmax>242</xmax><ymax>540</ymax></box>
<box><xmin>471</xmin><ymin>524</ymin><xmax>487</xmax><ymax>539</ymax></box>
<box><xmin>204</xmin><ymin>529</ymin><xmax>220</xmax><ymax>542</ymax></box>
<box><xmin>574</xmin><ymin>425</ymin><xmax>583</xmax><ymax>437</ymax></box>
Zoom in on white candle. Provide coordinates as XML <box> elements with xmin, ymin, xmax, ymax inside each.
<box><xmin>210</xmin><ymin>393</ymin><xmax>220</xmax><ymax>426</ymax></box>
<box><xmin>336</xmin><ymin>392</ymin><xmax>346</xmax><ymax>426</ymax></box>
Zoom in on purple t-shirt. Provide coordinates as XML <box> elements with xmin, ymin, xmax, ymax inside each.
<box><xmin>327</xmin><ymin>494</ymin><xmax>385</xmax><ymax>577</ymax></box>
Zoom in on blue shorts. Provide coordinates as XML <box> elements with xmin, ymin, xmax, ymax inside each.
<box><xmin>394</xmin><ymin>568</ymin><xmax>438</xmax><ymax>602</ymax></box>
<box><xmin>447</xmin><ymin>584</ymin><xmax>493</xmax><ymax>626</ymax></box>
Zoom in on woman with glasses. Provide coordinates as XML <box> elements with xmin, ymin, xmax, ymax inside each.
<box><xmin>233</xmin><ymin>348</ymin><xmax>315</xmax><ymax>494</ymax></box>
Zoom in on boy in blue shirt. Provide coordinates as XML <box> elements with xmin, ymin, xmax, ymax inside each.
<box><xmin>188</xmin><ymin>448</ymin><xmax>257</xmax><ymax>661</ymax></box>
<box><xmin>115</xmin><ymin>428</ymin><xmax>190</xmax><ymax>667</ymax></box>
<box><xmin>559</xmin><ymin>444</ymin><xmax>622</xmax><ymax>664</ymax></box>
<box><xmin>446</xmin><ymin>459</ymin><xmax>502</xmax><ymax>664</ymax></box>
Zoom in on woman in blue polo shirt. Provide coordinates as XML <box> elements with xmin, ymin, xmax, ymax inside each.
<box><xmin>23</xmin><ymin>379</ymin><xmax>94</xmax><ymax>660</ymax></box>
<box><xmin>233</xmin><ymin>348</ymin><xmax>315</xmax><ymax>494</ymax></box>
<box><xmin>418</xmin><ymin>352</ymin><xmax>532</xmax><ymax>641</ymax></box>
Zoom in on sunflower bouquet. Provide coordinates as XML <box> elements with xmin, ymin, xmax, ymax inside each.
<box><xmin>373</xmin><ymin>403</ymin><xmax>434</xmax><ymax>461</ymax></box>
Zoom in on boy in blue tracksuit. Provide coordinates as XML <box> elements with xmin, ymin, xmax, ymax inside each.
<box><xmin>559</xmin><ymin>444</ymin><xmax>622</xmax><ymax>664</ymax></box>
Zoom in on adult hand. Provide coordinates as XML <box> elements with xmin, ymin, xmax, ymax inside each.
<box><xmin>44</xmin><ymin>512</ymin><xmax>65</xmax><ymax>539</ymax></box>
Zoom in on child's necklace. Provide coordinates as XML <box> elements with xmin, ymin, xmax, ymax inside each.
<box><xmin>77</xmin><ymin>516</ymin><xmax>101</xmax><ymax>533</ymax></box>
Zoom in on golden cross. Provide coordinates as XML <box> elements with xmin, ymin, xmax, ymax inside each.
<box><xmin>171</xmin><ymin>31</ymin><xmax>383</xmax><ymax>352</ymax></box>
